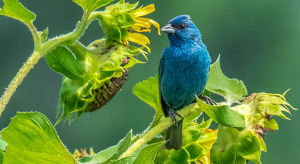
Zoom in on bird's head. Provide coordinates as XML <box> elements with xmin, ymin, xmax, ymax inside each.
<box><xmin>161</xmin><ymin>15</ymin><xmax>201</xmax><ymax>44</ymax></box>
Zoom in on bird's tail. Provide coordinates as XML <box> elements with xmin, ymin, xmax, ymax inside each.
<box><xmin>165</xmin><ymin>118</ymin><xmax>183</xmax><ymax>150</ymax></box>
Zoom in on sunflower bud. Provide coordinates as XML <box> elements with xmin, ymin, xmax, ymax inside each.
<box><xmin>210</xmin><ymin>91</ymin><xmax>296</xmax><ymax>164</ymax></box>
<box><xmin>93</xmin><ymin>0</ymin><xmax>160</xmax><ymax>52</ymax></box>
<box><xmin>55</xmin><ymin>39</ymin><xmax>147</xmax><ymax>125</ymax></box>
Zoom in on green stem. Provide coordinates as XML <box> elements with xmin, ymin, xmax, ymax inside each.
<box><xmin>0</xmin><ymin>51</ymin><xmax>42</xmax><ymax>117</ymax></box>
<box><xmin>149</xmin><ymin>114</ymin><xmax>162</xmax><ymax>130</ymax></box>
<box><xmin>0</xmin><ymin>11</ymin><xmax>93</xmax><ymax>117</ymax></box>
<box><xmin>121</xmin><ymin>103</ymin><xmax>199</xmax><ymax>158</ymax></box>
<box><xmin>27</xmin><ymin>22</ymin><xmax>41</xmax><ymax>49</ymax></box>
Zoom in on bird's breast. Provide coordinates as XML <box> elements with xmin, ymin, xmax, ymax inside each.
<box><xmin>161</xmin><ymin>45</ymin><xmax>210</xmax><ymax>110</ymax></box>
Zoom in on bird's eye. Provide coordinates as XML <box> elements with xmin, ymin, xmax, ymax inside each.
<box><xmin>178</xmin><ymin>23</ymin><xmax>186</xmax><ymax>30</ymax></box>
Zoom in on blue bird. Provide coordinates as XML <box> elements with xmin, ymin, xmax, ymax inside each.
<box><xmin>159</xmin><ymin>15</ymin><xmax>212</xmax><ymax>150</ymax></box>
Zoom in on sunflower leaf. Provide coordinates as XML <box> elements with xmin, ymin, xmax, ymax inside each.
<box><xmin>0</xmin><ymin>112</ymin><xmax>78</xmax><ymax>164</ymax></box>
<box><xmin>133</xmin><ymin>74</ymin><xmax>162</xmax><ymax>116</ymax></box>
<box><xmin>206</xmin><ymin>55</ymin><xmax>247</xmax><ymax>104</ymax></box>
<box><xmin>197</xmin><ymin>97</ymin><xmax>246</xmax><ymax>131</ymax></box>
<box><xmin>0</xmin><ymin>0</ymin><xmax>36</xmax><ymax>24</ymax></box>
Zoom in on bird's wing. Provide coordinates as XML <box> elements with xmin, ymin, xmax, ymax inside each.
<box><xmin>158</xmin><ymin>53</ymin><xmax>169</xmax><ymax>118</ymax></box>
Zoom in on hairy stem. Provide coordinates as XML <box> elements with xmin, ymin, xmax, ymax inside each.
<box><xmin>121</xmin><ymin>103</ymin><xmax>199</xmax><ymax>158</ymax></box>
<box><xmin>0</xmin><ymin>11</ymin><xmax>93</xmax><ymax>116</ymax></box>
<box><xmin>0</xmin><ymin>51</ymin><xmax>42</xmax><ymax>116</ymax></box>
<box><xmin>27</xmin><ymin>22</ymin><xmax>41</xmax><ymax>49</ymax></box>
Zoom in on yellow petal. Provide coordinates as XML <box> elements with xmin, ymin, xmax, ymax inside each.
<box><xmin>128</xmin><ymin>32</ymin><xmax>150</xmax><ymax>46</ymax></box>
<box><xmin>123</xmin><ymin>40</ymin><xmax>129</xmax><ymax>45</ymax></box>
<box><xmin>133</xmin><ymin>4</ymin><xmax>155</xmax><ymax>17</ymax></box>
<box><xmin>197</xmin><ymin>154</ymin><xmax>211</xmax><ymax>164</ymax></box>
<box><xmin>149</xmin><ymin>19</ymin><xmax>161</xmax><ymax>35</ymax></box>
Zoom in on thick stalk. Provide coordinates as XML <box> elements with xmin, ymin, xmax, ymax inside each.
<box><xmin>121</xmin><ymin>103</ymin><xmax>199</xmax><ymax>158</ymax></box>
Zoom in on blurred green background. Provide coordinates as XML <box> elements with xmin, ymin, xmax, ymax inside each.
<box><xmin>0</xmin><ymin>0</ymin><xmax>299</xmax><ymax>163</ymax></box>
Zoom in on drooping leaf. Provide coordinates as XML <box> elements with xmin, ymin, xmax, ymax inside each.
<box><xmin>206</xmin><ymin>55</ymin><xmax>247</xmax><ymax>104</ymax></box>
<box><xmin>0</xmin><ymin>135</ymin><xmax>7</xmax><ymax>151</ymax></box>
<box><xmin>45</xmin><ymin>46</ymin><xmax>86</xmax><ymax>80</ymax></box>
<box><xmin>197</xmin><ymin>97</ymin><xmax>245</xmax><ymax>131</ymax></box>
<box><xmin>0</xmin><ymin>0</ymin><xmax>36</xmax><ymax>24</ymax></box>
<box><xmin>79</xmin><ymin>130</ymin><xmax>132</xmax><ymax>163</ymax></box>
<box><xmin>72</xmin><ymin>0</ymin><xmax>115</xmax><ymax>12</ymax></box>
<box><xmin>132</xmin><ymin>141</ymin><xmax>165</xmax><ymax>164</ymax></box>
<box><xmin>0</xmin><ymin>112</ymin><xmax>77</xmax><ymax>164</ymax></box>
<box><xmin>133</xmin><ymin>74</ymin><xmax>162</xmax><ymax>116</ymax></box>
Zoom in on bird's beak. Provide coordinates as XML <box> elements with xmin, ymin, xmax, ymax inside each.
<box><xmin>161</xmin><ymin>23</ymin><xmax>176</xmax><ymax>34</ymax></box>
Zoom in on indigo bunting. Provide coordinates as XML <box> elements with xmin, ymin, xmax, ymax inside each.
<box><xmin>159</xmin><ymin>15</ymin><xmax>212</xmax><ymax>150</ymax></box>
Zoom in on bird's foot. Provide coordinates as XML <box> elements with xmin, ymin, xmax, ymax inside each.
<box><xmin>198</xmin><ymin>94</ymin><xmax>217</xmax><ymax>105</ymax></box>
<box><xmin>169</xmin><ymin>109</ymin><xmax>183</xmax><ymax>125</ymax></box>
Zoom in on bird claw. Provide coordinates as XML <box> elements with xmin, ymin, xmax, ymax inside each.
<box><xmin>198</xmin><ymin>95</ymin><xmax>217</xmax><ymax>105</ymax></box>
<box><xmin>169</xmin><ymin>109</ymin><xmax>183</xmax><ymax>125</ymax></box>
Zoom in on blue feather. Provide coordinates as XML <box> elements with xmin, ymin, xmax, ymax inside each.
<box><xmin>159</xmin><ymin>15</ymin><xmax>211</xmax><ymax>150</ymax></box>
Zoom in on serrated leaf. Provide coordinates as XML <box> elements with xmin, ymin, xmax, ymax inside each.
<box><xmin>0</xmin><ymin>135</ymin><xmax>7</xmax><ymax>151</ymax></box>
<box><xmin>132</xmin><ymin>141</ymin><xmax>165</xmax><ymax>164</ymax></box>
<box><xmin>0</xmin><ymin>112</ymin><xmax>77</xmax><ymax>164</ymax></box>
<box><xmin>73</xmin><ymin>0</ymin><xmax>115</xmax><ymax>12</ymax></box>
<box><xmin>237</xmin><ymin>131</ymin><xmax>261</xmax><ymax>164</ymax></box>
<box><xmin>0</xmin><ymin>0</ymin><xmax>35</xmax><ymax>23</ymax></box>
<box><xmin>206</xmin><ymin>55</ymin><xmax>247</xmax><ymax>104</ymax></box>
<box><xmin>83</xmin><ymin>130</ymin><xmax>132</xmax><ymax>163</ymax></box>
<box><xmin>45</xmin><ymin>46</ymin><xmax>86</xmax><ymax>80</ymax></box>
<box><xmin>197</xmin><ymin>97</ymin><xmax>245</xmax><ymax>130</ymax></box>
<box><xmin>133</xmin><ymin>74</ymin><xmax>162</xmax><ymax>115</ymax></box>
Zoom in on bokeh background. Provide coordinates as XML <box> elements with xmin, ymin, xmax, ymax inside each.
<box><xmin>0</xmin><ymin>0</ymin><xmax>299</xmax><ymax>163</ymax></box>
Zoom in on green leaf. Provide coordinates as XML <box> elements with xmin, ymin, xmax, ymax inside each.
<box><xmin>0</xmin><ymin>135</ymin><xmax>7</xmax><ymax>151</ymax></box>
<box><xmin>132</xmin><ymin>141</ymin><xmax>165</xmax><ymax>164</ymax></box>
<box><xmin>185</xmin><ymin>143</ymin><xmax>204</xmax><ymax>161</ymax></box>
<box><xmin>110</xmin><ymin>156</ymin><xmax>136</xmax><ymax>164</ymax></box>
<box><xmin>45</xmin><ymin>46</ymin><xmax>86</xmax><ymax>80</ymax></box>
<box><xmin>82</xmin><ymin>130</ymin><xmax>132</xmax><ymax>163</ymax></box>
<box><xmin>258</xmin><ymin>137</ymin><xmax>267</xmax><ymax>152</ymax></box>
<box><xmin>237</xmin><ymin>131</ymin><xmax>261</xmax><ymax>164</ymax></box>
<box><xmin>197</xmin><ymin>98</ymin><xmax>245</xmax><ymax>130</ymax></box>
<box><xmin>0</xmin><ymin>112</ymin><xmax>77</xmax><ymax>164</ymax></box>
<box><xmin>206</xmin><ymin>55</ymin><xmax>247</xmax><ymax>104</ymax></box>
<box><xmin>133</xmin><ymin>74</ymin><xmax>162</xmax><ymax>116</ymax></box>
<box><xmin>72</xmin><ymin>0</ymin><xmax>115</xmax><ymax>12</ymax></box>
<box><xmin>0</xmin><ymin>0</ymin><xmax>36</xmax><ymax>23</ymax></box>
<box><xmin>168</xmin><ymin>148</ymin><xmax>190</xmax><ymax>164</ymax></box>
<box><xmin>263</xmin><ymin>118</ymin><xmax>278</xmax><ymax>130</ymax></box>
